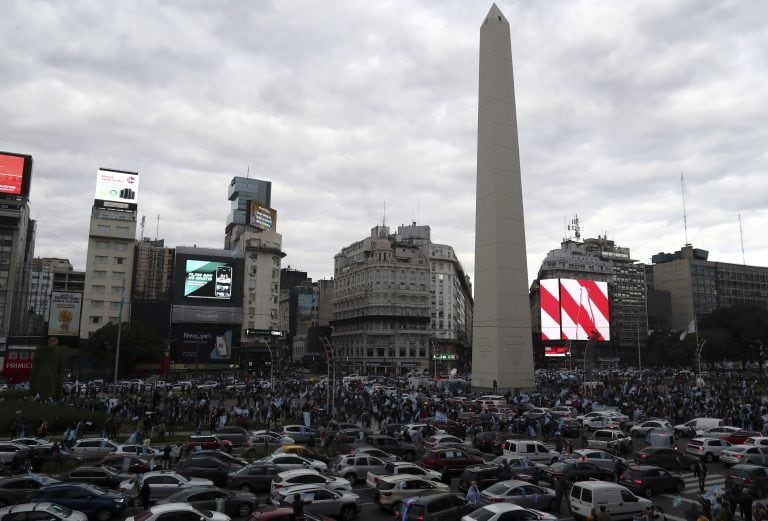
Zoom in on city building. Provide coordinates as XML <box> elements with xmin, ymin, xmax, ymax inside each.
<box><xmin>130</xmin><ymin>238</ymin><xmax>174</xmax><ymax>338</ymax></box>
<box><xmin>651</xmin><ymin>244</ymin><xmax>768</xmax><ymax>331</ymax></box>
<box><xmin>531</xmin><ymin>224</ymin><xmax>648</xmax><ymax>367</ymax></box>
<box><xmin>332</xmin><ymin>223</ymin><xmax>471</xmax><ymax>376</ymax></box>
<box><xmin>279</xmin><ymin>269</ymin><xmax>334</xmax><ymax>362</ymax></box>
<box><xmin>21</xmin><ymin>258</ymin><xmax>76</xmax><ymax>338</ymax></box>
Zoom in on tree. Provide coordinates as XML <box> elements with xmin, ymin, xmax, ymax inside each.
<box><xmin>30</xmin><ymin>338</ymin><xmax>71</xmax><ymax>399</ymax></box>
<box><xmin>87</xmin><ymin>320</ymin><xmax>167</xmax><ymax>378</ymax></box>
<box><xmin>699</xmin><ymin>304</ymin><xmax>768</xmax><ymax>366</ymax></box>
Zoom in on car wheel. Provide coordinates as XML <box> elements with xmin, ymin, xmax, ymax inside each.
<box><xmin>704</xmin><ymin>453</ymin><xmax>714</xmax><ymax>463</ymax></box>
<box><xmin>96</xmin><ymin>509</ymin><xmax>113</xmax><ymax>521</ymax></box>
<box><xmin>340</xmin><ymin>505</ymin><xmax>357</xmax><ymax>521</ymax></box>
<box><xmin>345</xmin><ymin>473</ymin><xmax>358</xmax><ymax>486</ymax></box>
<box><xmin>237</xmin><ymin>503</ymin><xmax>252</xmax><ymax>517</ymax></box>
<box><xmin>644</xmin><ymin>486</ymin><xmax>654</xmax><ymax>498</ymax></box>
<box><xmin>676</xmin><ymin>481</ymin><xmax>685</xmax><ymax>492</ymax></box>
<box><xmin>239</xmin><ymin>484</ymin><xmax>253</xmax><ymax>492</ymax></box>
<box><xmin>246</xmin><ymin>449</ymin><xmax>256</xmax><ymax>459</ymax></box>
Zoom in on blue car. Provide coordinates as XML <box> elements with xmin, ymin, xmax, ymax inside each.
<box><xmin>32</xmin><ymin>483</ymin><xmax>129</xmax><ymax>521</ymax></box>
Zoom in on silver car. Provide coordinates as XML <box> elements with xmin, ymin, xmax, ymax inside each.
<box><xmin>70</xmin><ymin>439</ymin><xmax>118</xmax><ymax>458</ymax></box>
<box><xmin>480</xmin><ymin>480</ymin><xmax>557</xmax><ymax>511</ymax></box>
<box><xmin>271</xmin><ymin>484</ymin><xmax>361</xmax><ymax>521</ymax></box>
<box><xmin>571</xmin><ymin>449</ymin><xmax>628</xmax><ymax>471</ymax></box>
<box><xmin>719</xmin><ymin>445</ymin><xmax>768</xmax><ymax>466</ymax></box>
<box><xmin>333</xmin><ymin>455</ymin><xmax>386</xmax><ymax>485</ymax></box>
<box><xmin>0</xmin><ymin>502</ymin><xmax>88</xmax><ymax>521</ymax></box>
<box><xmin>118</xmin><ymin>471</ymin><xmax>214</xmax><ymax>500</ymax></box>
<box><xmin>260</xmin><ymin>454</ymin><xmax>327</xmax><ymax>473</ymax></box>
<box><xmin>348</xmin><ymin>447</ymin><xmax>400</xmax><ymax>462</ymax></box>
<box><xmin>685</xmin><ymin>437</ymin><xmax>732</xmax><ymax>462</ymax></box>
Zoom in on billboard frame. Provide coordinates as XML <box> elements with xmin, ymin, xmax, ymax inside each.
<box><xmin>0</xmin><ymin>151</ymin><xmax>33</xmax><ymax>200</ymax></box>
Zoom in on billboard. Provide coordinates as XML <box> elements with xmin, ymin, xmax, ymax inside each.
<box><xmin>544</xmin><ymin>346</ymin><xmax>568</xmax><ymax>357</ymax></box>
<box><xmin>95</xmin><ymin>168</ymin><xmax>139</xmax><ymax>209</ymax></box>
<box><xmin>247</xmin><ymin>201</ymin><xmax>277</xmax><ymax>231</ymax></box>
<box><xmin>184</xmin><ymin>260</ymin><xmax>234</xmax><ymax>300</ymax></box>
<box><xmin>178</xmin><ymin>325</ymin><xmax>235</xmax><ymax>363</ymax></box>
<box><xmin>540</xmin><ymin>278</ymin><xmax>610</xmax><ymax>341</ymax></box>
<box><xmin>0</xmin><ymin>151</ymin><xmax>33</xmax><ymax>198</ymax></box>
<box><xmin>297</xmin><ymin>292</ymin><xmax>313</xmax><ymax>320</ymax></box>
<box><xmin>47</xmin><ymin>291</ymin><xmax>83</xmax><ymax>336</ymax></box>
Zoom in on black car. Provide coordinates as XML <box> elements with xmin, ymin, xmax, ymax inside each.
<box><xmin>213</xmin><ymin>427</ymin><xmax>250</xmax><ymax>447</ymax></box>
<box><xmin>457</xmin><ymin>464</ymin><xmax>503</xmax><ymax>493</ymax></box>
<box><xmin>186</xmin><ymin>450</ymin><xmax>247</xmax><ymax>467</ymax></box>
<box><xmin>540</xmin><ymin>461</ymin><xmax>615</xmax><ymax>485</ymax></box>
<box><xmin>560</xmin><ymin>419</ymin><xmax>582</xmax><ymax>437</ymax></box>
<box><xmin>56</xmin><ymin>467</ymin><xmax>133</xmax><ymax>489</ymax></box>
<box><xmin>163</xmin><ymin>485</ymin><xmax>259</xmax><ymax>517</ymax></box>
<box><xmin>633</xmin><ymin>448</ymin><xmax>697</xmax><ymax>471</ymax></box>
<box><xmin>175</xmin><ymin>457</ymin><xmax>240</xmax><ymax>487</ymax></box>
<box><xmin>32</xmin><ymin>483</ymin><xmax>129</xmax><ymax>521</ymax></box>
<box><xmin>473</xmin><ymin>432</ymin><xmax>507</xmax><ymax>455</ymax></box>
<box><xmin>725</xmin><ymin>464</ymin><xmax>768</xmax><ymax>498</ymax></box>
<box><xmin>226</xmin><ymin>463</ymin><xmax>282</xmax><ymax>493</ymax></box>
<box><xmin>394</xmin><ymin>493</ymin><xmax>476</xmax><ymax>521</ymax></box>
<box><xmin>619</xmin><ymin>465</ymin><xmax>685</xmax><ymax>497</ymax></box>
<box><xmin>0</xmin><ymin>475</ymin><xmax>59</xmax><ymax>506</ymax></box>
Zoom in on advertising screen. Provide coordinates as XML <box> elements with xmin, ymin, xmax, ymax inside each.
<box><xmin>247</xmin><ymin>201</ymin><xmax>277</xmax><ymax>231</ymax></box>
<box><xmin>0</xmin><ymin>151</ymin><xmax>32</xmax><ymax>198</ymax></box>
<box><xmin>48</xmin><ymin>291</ymin><xmax>83</xmax><ymax>337</ymax></box>
<box><xmin>95</xmin><ymin>168</ymin><xmax>139</xmax><ymax>208</ymax></box>
<box><xmin>544</xmin><ymin>346</ymin><xmax>568</xmax><ymax>357</ymax></box>
<box><xmin>184</xmin><ymin>260</ymin><xmax>234</xmax><ymax>300</ymax></box>
<box><xmin>540</xmin><ymin>278</ymin><xmax>610</xmax><ymax>341</ymax></box>
<box><xmin>179</xmin><ymin>327</ymin><xmax>234</xmax><ymax>362</ymax></box>
<box><xmin>297</xmin><ymin>292</ymin><xmax>313</xmax><ymax>320</ymax></box>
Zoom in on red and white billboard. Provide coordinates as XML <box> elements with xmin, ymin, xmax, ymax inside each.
<box><xmin>0</xmin><ymin>151</ymin><xmax>33</xmax><ymax>198</ymax></box>
<box><xmin>540</xmin><ymin>278</ymin><xmax>610</xmax><ymax>341</ymax></box>
<box><xmin>544</xmin><ymin>346</ymin><xmax>568</xmax><ymax>357</ymax></box>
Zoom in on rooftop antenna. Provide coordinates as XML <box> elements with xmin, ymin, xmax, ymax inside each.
<box><xmin>140</xmin><ymin>215</ymin><xmax>146</xmax><ymax>240</ymax></box>
<box><xmin>567</xmin><ymin>214</ymin><xmax>581</xmax><ymax>241</ymax></box>
<box><xmin>246</xmin><ymin>165</ymin><xmax>250</xmax><ymax>179</ymax></box>
<box><xmin>739</xmin><ymin>213</ymin><xmax>746</xmax><ymax>265</ymax></box>
<box><xmin>681</xmin><ymin>173</ymin><xmax>690</xmax><ymax>246</ymax></box>
<box><xmin>383</xmin><ymin>201</ymin><xmax>386</xmax><ymax>227</ymax></box>
<box><xmin>155</xmin><ymin>214</ymin><xmax>160</xmax><ymax>240</ymax></box>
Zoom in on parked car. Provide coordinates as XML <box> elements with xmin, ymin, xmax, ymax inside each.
<box><xmin>560</xmin><ymin>419</ymin><xmax>583</xmax><ymax>438</ymax></box>
<box><xmin>489</xmin><ymin>456</ymin><xmax>547</xmax><ymax>483</ymax></box>
<box><xmin>162</xmin><ymin>485</ymin><xmax>259</xmax><ymax>517</ymax></box>
<box><xmin>332</xmin><ymin>454</ymin><xmax>386</xmax><ymax>485</ymax></box>
<box><xmin>110</xmin><ymin>444</ymin><xmax>159</xmax><ymax>457</ymax></box>
<box><xmin>365</xmin><ymin>435</ymin><xmax>418</xmax><ymax>462</ymax></box>
<box><xmin>502</xmin><ymin>440</ymin><xmax>560</xmax><ymax>464</ymax></box>
<box><xmin>619</xmin><ymin>465</ymin><xmax>685</xmax><ymax>497</ymax></box>
<box><xmin>0</xmin><ymin>502</ymin><xmax>87</xmax><ymax>521</ymax></box>
<box><xmin>175</xmin><ymin>457</ymin><xmax>241</xmax><ymax>487</ymax></box>
<box><xmin>123</xmin><ymin>502</ymin><xmax>230</xmax><ymax>521</ymax></box>
<box><xmin>722</xmin><ymin>431</ymin><xmax>762</xmax><ymax>446</ymax></box>
<box><xmin>473</xmin><ymin>432</ymin><xmax>507</xmax><ymax>455</ymax></box>
<box><xmin>213</xmin><ymin>427</ymin><xmax>250</xmax><ymax>447</ymax></box>
<box><xmin>569</xmin><ymin>480</ymin><xmax>652</xmax><ymax>521</ymax></box>
<box><xmin>685</xmin><ymin>438</ymin><xmax>732</xmax><ymax>462</ymax></box>
<box><xmin>460</xmin><ymin>503</ymin><xmax>557</xmax><ymax>521</ymax></box>
<box><xmin>571</xmin><ymin>449</ymin><xmax>627</xmax><ymax>471</ymax></box>
<box><xmin>421</xmin><ymin>449</ymin><xmax>484</xmax><ymax>476</ymax></box>
<box><xmin>99</xmin><ymin>454</ymin><xmax>159</xmax><ymax>474</ymax></box>
<box><xmin>0</xmin><ymin>443</ymin><xmax>30</xmax><ymax>466</ymax></box>
<box><xmin>247</xmin><ymin>433</ymin><xmax>293</xmax><ymax>456</ymax></box>
<box><xmin>270</xmin><ymin>469</ymin><xmax>350</xmax><ymax>495</ymax></box>
<box><xmin>186</xmin><ymin>450</ymin><xmax>246</xmax><ymax>467</ymax></box>
<box><xmin>425</xmin><ymin>435</ymin><xmax>465</xmax><ymax>450</ymax></box>
<box><xmin>725</xmin><ymin>464</ymin><xmax>768</xmax><ymax>498</ymax></box>
<box><xmin>539</xmin><ymin>461</ymin><xmax>615</xmax><ymax>486</ymax></box>
<box><xmin>365</xmin><ymin>462</ymin><xmax>442</xmax><ymax>488</ymax></box>
<box><xmin>393</xmin><ymin>492</ymin><xmax>476</xmax><ymax>521</ymax></box>
<box><xmin>457</xmin><ymin>464</ymin><xmax>504</xmax><ymax>493</ymax></box>
<box><xmin>0</xmin><ymin>475</ymin><xmax>60</xmax><ymax>506</ymax></box>
<box><xmin>117</xmin><ymin>471</ymin><xmax>214</xmax><ymax>501</ymax></box>
<box><xmin>69</xmin><ymin>439</ymin><xmax>118</xmax><ymax>459</ymax></box>
<box><xmin>184</xmin><ymin>435</ymin><xmax>233</xmax><ymax>454</ymax></box>
<box><xmin>629</xmin><ymin>420</ymin><xmax>673</xmax><ymax>437</ymax></box>
<box><xmin>587</xmin><ymin>430</ymin><xmax>632</xmax><ymax>454</ymax></box>
<box><xmin>32</xmin><ymin>483</ymin><xmax>129</xmax><ymax>521</ymax></box>
<box><xmin>270</xmin><ymin>484</ymin><xmax>361</xmax><ymax>521</ymax></box>
<box><xmin>633</xmin><ymin>448</ymin><xmax>696</xmax><ymax>471</ymax></box>
<box><xmin>259</xmin><ymin>454</ymin><xmax>327</xmax><ymax>473</ymax></box>
<box><xmin>348</xmin><ymin>447</ymin><xmax>399</xmax><ymax>462</ymax></box>
<box><xmin>272</xmin><ymin>445</ymin><xmax>330</xmax><ymax>465</ymax></box>
<box><xmin>479</xmin><ymin>480</ymin><xmax>557</xmax><ymax>510</ymax></box>
<box><xmin>372</xmin><ymin>474</ymin><xmax>450</xmax><ymax>511</ymax></box>
<box><xmin>250</xmin><ymin>507</ymin><xmax>328</xmax><ymax>521</ymax></box>
<box><xmin>226</xmin><ymin>463</ymin><xmax>282</xmax><ymax>493</ymax></box>
<box><xmin>56</xmin><ymin>466</ymin><xmax>133</xmax><ymax>489</ymax></box>
<box><xmin>10</xmin><ymin>438</ymin><xmax>53</xmax><ymax>449</ymax></box>
<box><xmin>279</xmin><ymin>426</ymin><xmax>317</xmax><ymax>445</ymax></box>
<box><xmin>719</xmin><ymin>445</ymin><xmax>768</xmax><ymax>466</ymax></box>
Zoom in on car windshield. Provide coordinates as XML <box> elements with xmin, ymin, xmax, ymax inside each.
<box><xmin>47</xmin><ymin>504</ymin><xmax>73</xmax><ymax>518</ymax></box>
<box><xmin>466</xmin><ymin>508</ymin><xmax>497</xmax><ymax>521</ymax></box>
<box><xmin>84</xmin><ymin>484</ymin><xmax>110</xmax><ymax>495</ymax></box>
<box><xmin>485</xmin><ymin>482</ymin><xmax>510</xmax><ymax>495</ymax></box>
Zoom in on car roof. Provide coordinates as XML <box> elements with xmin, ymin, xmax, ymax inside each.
<box><xmin>377</xmin><ymin>474</ymin><xmax>423</xmax><ymax>483</ymax></box>
<box><xmin>488</xmin><ymin>479</ymin><xmax>531</xmax><ymax>488</ymax></box>
<box><xmin>476</xmin><ymin>503</ymin><xmax>528</xmax><ymax>514</ymax></box>
<box><xmin>0</xmin><ymin>502</ymin><xmax>62</xmax><ymax>514</ymax></box>
<box><xmin>276</xmin><ymin>469</ymin><xmax>321</xmax><ymax>478</ymax></box>
<box><xmin>148</xmin><ymin>503</ymin><xmax>199</xmax><ymax>514</ymax></box>
<box><xmin>275</xmin><ymin>484</ymin><xmax>337</xmax><ymax>495</ymax></box>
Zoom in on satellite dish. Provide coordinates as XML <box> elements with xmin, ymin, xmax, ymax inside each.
<box><xmin>450</xmin><ymin>368</ymin><xmax>457</xmax><ymax>377</ymax></box>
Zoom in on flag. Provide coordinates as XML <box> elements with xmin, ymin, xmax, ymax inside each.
<box><xmin>680</xmin><ymin>319</ymin><xmax>696</xmax><ymax>340</ymax></box>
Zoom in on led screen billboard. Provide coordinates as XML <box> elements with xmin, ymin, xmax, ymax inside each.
<box><xmin>48</xmin><ymin>291</ymin><xmax>83</xmax><ymax>337</ymax></box>
<box><xmin>247</xmin><ymin>201</ymin><xmax>277</xmax><ymax>231</ymax></box>
<box><xmin>544</xmin><ymin>346</ymin><xmax>568</xmax><ymax>357</ymax></box>
<box><xmin>297</xmin><ymin>292</ymin><xmax>313</xmax><ymax>320</ymax></box>
<box><xmin>178</xmin><ymin>325</ymin><xmax>234</xmax><ymax>363</ymax></box>
<box><xmin>95</xmin><ymin>168</ymin><xmax>139</xmax><ymax>209</ymax></box>
<box><xmin>0</xmin><ymin>151</ymin><xmax>33</xmax><ymax>198</ymax></box>
<box><xmin>184</xmin><ymin>260</ymin><xmax>234</xmax><ymax>300</ymax></box>
<box><xmin>540</xmin><ymin>278</ymin><xmax>610</xmax><ymax>341</ymax></box>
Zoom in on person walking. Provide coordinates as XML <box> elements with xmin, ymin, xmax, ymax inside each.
<box><xmin>139</xmin><ymin>479</ymin><xmax>151</xmax><ymax>510</ymax></box>
<box><xmin>553</xmin><ymin>477</ymin><xmax>565</xmax><ymax>513</ymax></box>
<box><xmin>694</xmin><ymin>460</ymin><xmax>708</xmax><ymax>494</ymax></box>
<box><xmin>740</xmin><ymin>488</ymin><xmax>753</xmax><ymax>521</ymax></box>
<box><xmin>597</xmin><ymin>505</ymin><xmax>612</xmax><ymax>521</ymax></box>
<box><xmin>466</xmin><ymin>481</ymin><xmax>481</xmax><ymax>506</ymax></box>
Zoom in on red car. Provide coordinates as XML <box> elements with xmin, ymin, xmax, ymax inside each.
<box><xmin>251</xmin><ymin>507</ymin><xmax>332</xmax><ymax>521</ymax></box>
<box><xmin>184</xmin><ymin>435</ymin><xmax>233</xmax><ymax>453</ymax></box>
<box><xmin>722</xmin><ymin>430</ymin><xmax>760</xmax><ymax>445</ymax></box>
<box><xmin>421</xmin><ymin>449</ymin><xmax>483</xmax><ymax>475</ymax></box>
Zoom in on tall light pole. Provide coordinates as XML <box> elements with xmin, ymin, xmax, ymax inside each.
<box><xmin>264</xmin><ymin>337</ymin><xmax>274</xmax><ymax>391</ymax></box>
<box><xmin>113</xmin><ymin>274</ymin><xmax>126</xmax><ymax>384</ymax></box>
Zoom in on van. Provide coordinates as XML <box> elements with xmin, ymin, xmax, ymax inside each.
<box><xmin>502</xmin><ymin>439</ymin><xmax>560</xmax><ymax>464</ymax></box>
<box><xmin>569</xmin><ymin>480</ymin><xmax>653</xmax><ymax>521</ymax></box>
<box><xmin>674</xmin><ymin>418</ymin><xmax>724</xmax><ymax>438</ymax></box>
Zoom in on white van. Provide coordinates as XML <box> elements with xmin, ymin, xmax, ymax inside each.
<box><xmin>674</xmin><ymin>418</ymin><xmax>724</xmax><ymax>438</ymax></box>
<box><xmin>502</xmin><ymin>439</ymin><xmax>560</xmax><ymax>464</ymax></box>
<box><xmin>569</xmin><ymin>481</ymin><xmax>653</xmax><ymax>521</ymax></box>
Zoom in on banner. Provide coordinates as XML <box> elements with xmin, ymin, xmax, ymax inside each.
<box><xmin>179</xmin><ymin>327</ymin><xmax>233</xmax><ymax>363</ymax></box>
<box><xmin>48</xmin><ymin>291</ymin><xmax>83</xmax><ymax>336</ymax></box>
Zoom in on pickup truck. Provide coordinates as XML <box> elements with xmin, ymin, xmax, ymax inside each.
<box><xmin>365</xmin><ymin>461</ymin><xmax>442</xmax><ymax>488</ymax></box>
<box><xmin>365</xmin><ymin>435</ymin><xmax>418</xmax><ymax>462</ymax></box>
<box><xmin>587</xmin><ymin>429</ymin><xmax>633</xmax><ymax>454</ymax></box>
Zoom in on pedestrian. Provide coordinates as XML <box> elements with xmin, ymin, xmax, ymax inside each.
<box><xmin>131</xmin><ymin>474</ymin><xmax>142</xmax><ymax>512</ymax></box>
<box><xmin>140</xmin><ymin>479</ymin><xmax>151</xmax><ymax>510</ymax></box>
<box><xmin>597</xmin><ymin>505</ymin><xmax>611</xmax><ymax>521</ymax></box>
<box><xmin>466</xmin><ymin>481</ymin><xmax>481</xmax><ymax>506</ymax></box>
<box><xmin>740</xmin><ymin>488</ymin><xmax>753</xmax><ymax>521</ymax></box>
<box><xmin>553</xmin><ymin>477</ymin><xmax>564</xmax><ymax>513</ymax></box>
<box><xmin>441</xmin><ymin>467</ymin><xmax>451</xmax><ymax>486</ymax></box>
<box><xmin>694</xmin><ymin>460</ymin><xmax>708</xmax><ymax>494</ymax></box>
<box><xmin>292</xmin><ymin>493</ymin><xmax>304</xmax><ymax>520</ymax></box>
<box><xmin>171</xmin><ymin>443</ymin><xmax>182</xmax><ymax>465</ymax></box>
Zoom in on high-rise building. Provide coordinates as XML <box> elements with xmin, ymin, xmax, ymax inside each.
<box><xmin>333</xmin><ymin>223</ymin><xmax>471</xmax><ymax>376</ymax></box>
<box><xmin>651</xmin><ymin>244</ymin><xmax>768</xmax><ymax>331</ymax></box>
<box><xmin>22</xmin><ymin>258</ymin><xmax>75</xmax><ymax>337</ymax></box>
<box><xmin>80</xmin><ymin>168</ymin><xmax>139</xmax><ymax>340</ymax></box>
<box><xmin>225</xmin><ymin>177</ymin><xmax>271</xmax><ymax>250</ymax></box>
<box><xmin>472</xmin><ymin>4</ymin><xmax>534</xmax><ymax>390</ymax></box>
<box><xmin>131</xmin><ymin>238</ymin><xmax>174</xmax><ymax>338</ymax></box>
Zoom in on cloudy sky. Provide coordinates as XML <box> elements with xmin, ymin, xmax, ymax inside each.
<box><xmin>3</xmin><ymin>0</ymin><xmax>767</xmax><ymax>285</ymax></box>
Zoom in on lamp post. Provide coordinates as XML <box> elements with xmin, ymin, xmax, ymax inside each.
<box><xmin>264</xmin><ymin>338</ymin><xmax>274</xmax><ymax>391</ymax></box>
<box><xmin>113</xmin><ymin>274</ymin><xmax>125</xmax><ymax>384</ymax></box>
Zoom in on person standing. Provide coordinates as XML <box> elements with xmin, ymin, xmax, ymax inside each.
<box><xmin>139</xmin><ymin>479</ymin><xmax>151</xmax><ymax>510</ymax></box>
<box><xmin>466</xmin><ymin>481</ymin><xmax>481</xmax><ymax>506</ymax></box>
<box><xmin>740</xmin><ymin>488</ymin><xmax>753</xmax><ymax>521</ymax></box>
<box><xmin>292</xmin><ymin>493</ymin><xmax>304</xmax><ymax>520</ymax></box>
<box><xmin>553</xmin><ymin>477</ymin><xmax>564</xmax><ymax>513</ymax></box>
<box><xmin>694</xmin><ymin>460</ymin><xmax>708</xmax><ymax>494</ymax></box>
<box><xmin>597</xmin><ymin>505</ymin><xmax>611</xmax><ymax>521</ymax></box>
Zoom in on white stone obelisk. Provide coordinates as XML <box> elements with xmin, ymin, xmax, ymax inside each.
<box><xmin>471</xmin><ymin>4</ymin><xmax>534</xmax><ymax>391</ymax></box>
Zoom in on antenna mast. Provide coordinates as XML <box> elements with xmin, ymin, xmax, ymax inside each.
<box><xmin>566</xmin><ymin>214</ymin><xmax>581</xmax><ymax>241</ymax></box>
<box><xmin>140</xmin><ymin>215</ymin><xmax>146</xmax><ymax>240</ymax></box>
<box><xmin>681</xmin><ymin>173</ymin><xmax>690</xmax><ymax>246</ymax></box>
<box><xmin>155</xmin><ymin>214</ymin><xmax>160</xmax><ymax>240</ymax></box>
<box><xmin>739</xmin><ymin>213</ymin><xmax>746</xmax><ymax>265</ymax></box>
<box><xmin>383</xmin><ymin>201</ymin><xmax>386</xmax><ymax>227</ymax></box>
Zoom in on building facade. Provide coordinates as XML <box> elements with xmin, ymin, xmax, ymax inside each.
<box><xmin>651</xmin><ymin>245</ymin><xmax>768</xmax><ymax>331</ymax></box>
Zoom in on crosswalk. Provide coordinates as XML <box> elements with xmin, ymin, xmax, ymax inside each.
<box><xmin>659</xmin><ymin>471</ymin><xmax>727</xmax><ymax>501</ymax></box>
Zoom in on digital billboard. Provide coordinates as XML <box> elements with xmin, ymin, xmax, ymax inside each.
<box><xmin>247</xmin><ymin>201</ymin><xmax>277</xmax><ymax>231</ymax></box>
<box><xmin>540</xmin><ymin>278</ymin><xmax>610</xmax><ymax>341</ymax></box>
<box><xmin>297</xmin><ymin>292</ymin><xmax>313</xmax><ymax>320</ymax></box>
<box><xmin>184</xmin><ymin>260</ymin><xmax>234</xmax><ymax>300</ymax></box>
<box><xmin>178</xmin><ymin>325</ymin><xmax>234</xmax><ymax>363</ymax></box>
<box><xmin>95</xmin><ymin>168</ymin><xmax>139</xmax><ymax>209</ymax></box>
<box><xmin>0</xmin><ymin>151</ymin><xmax>33</xmax><ymax>198</ymax></box>
<box><xmin>48</xmin><ymin>291</ymin><xmax>83</xmax><ymax>337</ymax></box>
<box><xmin>544</xmin><ymin>346</ymin><xmax>568</xmax><ymax>357</ymax></box>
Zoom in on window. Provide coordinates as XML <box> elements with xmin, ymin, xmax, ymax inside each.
<box><xmin>112</xmin><ymin>272</ymin><xmax>124</xmax><ymax>280</ymax></box>
<box><xmin>111</xmin><ymin>286</ymin><xmax>123</xmax><ymax>295</ymax></box>
<box><xmin>95</xmin><ymin>241</ymin><xmax>109</xmax><ymax>250</ymax></box>
<box><xmin>97</xmin><ymin>224</ymin><xmax>110</xmax><ymax>233</ymax></box>
<box><xmin>115</xmin><ymin>242</ymin><xmax>128</xmax><ymax>251</ymax></box>
<box><xmin>89</xmin><ymin>316</ymin><xmax>101</xmax><ymax>324</ymax></box>
<box><xmin>114</xmin><ymin>257</ymin><xmax>126</xmax><ymax>265</ymax></box>
<box><xmin>94</xmin><ymin>270</ymin><xmax>107</xmax><ymax>279</ymax></box>
<box><xmin>94</xmin><ymin>255</ymin><xmax>108</xmax><ymax>264</ymax></box>
<box><xmin>116</xmin><ymin>226</ymin><xmax>129</xmax><ymax>236</ymax></box>
<box><xmin>92</xmin><ymin>300</ymin><xmax>104</xmax><ymax>309</ymax></box>
<box><xmin>92</xmin><ymin>285</ymin><xmax>105</xmax><ymax>294</ymax></box>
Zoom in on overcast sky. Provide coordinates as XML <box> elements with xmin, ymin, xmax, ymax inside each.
<box><xmin>3</xmin><ymin>0</ymin><xmax>767</xmax><ymax>286</ymax></box>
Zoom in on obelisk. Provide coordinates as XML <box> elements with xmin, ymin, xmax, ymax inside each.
<box><xmin>471</xmin><ymin>4</ymin><xmax>534</xmax><ymax>391</ymax></box>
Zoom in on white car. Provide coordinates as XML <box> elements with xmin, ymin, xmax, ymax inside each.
<box><xmin>745</xmin><ymin>436</ymin><xmax>768</xmax><ymax>448</ymax></box>
<box><xmin>0</xmin><ymin>502</ymin><xmax>88</xmax><ymax>521</ymax></box>
<box><xmin>425</xmin><ymin>434</ymin><xmax>464</xmax><ymax>449</ymax></box>
<box><xmin>70</xmin><ymin>438</ymin><xmax>118</xmax><ymax>458</ymax></box>
<box><xmin>270</xmin><ymin>469</ymin><xmax>351</xmax><ymax>495</ymax></box>
<box><xmin>583</xmin><ymin>415</ymin><xmax>622</xmax><ymax>431</ymax></box>
<box><xmin>118</xmin><ymin>471</ymin><xmax>214</xmax><ymax>501</ymax></box>
<box><xmin>11</xmin><ymin>438</ymin><xmax>53</xmax><ymax>448</ymax></box>
<box><xmin>124</xmin><ymin>502</ymin><xmax>230</xmax><ymax>521</ymax></box>
<box><xmin>703</xmin><ymin>426</ymin><xmax>741</xmax><ymax>437</ymax></box>
<box><xmin>550</xmin><ymin>406</ymin><xmax>578</xmax><ymax>417</ymax></box>
<box><xmin>719</xmin><ymin>445</ymin><xmax>768</xmax><ymax>466</ymax></box>
<box><xmin>630</xmin><ymin>420</ymin><xmax>674</xmax><ymax>437</ymax></box>
<box><xmin>111</xmin><ymin>444</ymin><xmax>160</xmax><ymax>456</ymax></box>
<box><xmin>461</xmin><ymin>503</ymin><xmax>557</xmax><ymax>521</ymax></box>
<box><xmin>260</xmin><ymin>453</ymin><xmax>328</xmax><ymax>473</ymax></box>
<box><xmin>685</xmin><ymin>437</ymin><xmax>732</xmax><ymax>462</ymax></box>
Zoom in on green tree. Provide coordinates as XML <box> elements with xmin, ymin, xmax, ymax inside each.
<box><xmin>30</xmin><ymin>341</ymin><xmax>71</xmax><ymax>399</ymax></box>
<box><xmin>644</xmin><ymin>329</ymin><xmax>694</xmax><ymax>367</ymax></box>
<box><xmin>699</xmin><ymin>304</ymin><xmax>768</xmax><ymax>366</ymax></box>
<box><xmin>88</xmin><ymin>320</ymin><xmax>166</xmax><ymax>378</ymax></box>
